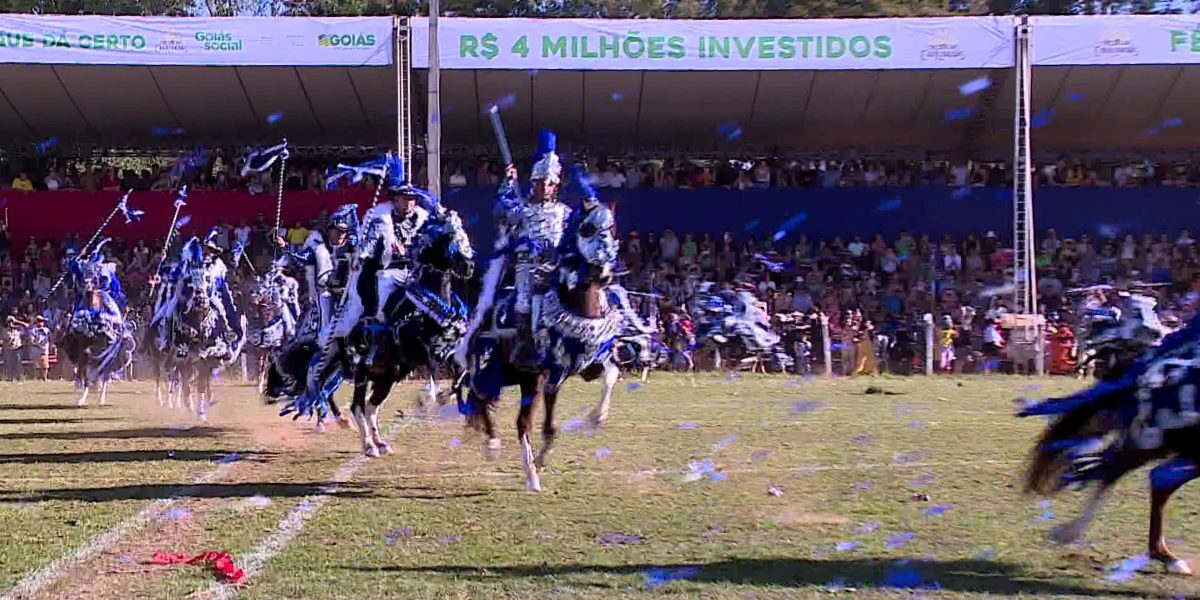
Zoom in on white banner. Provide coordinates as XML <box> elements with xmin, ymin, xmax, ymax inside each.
<box><xmin>0</xmin><ymin>16</ymin><xmax>392</xmax><ymax>66</ymax></box>
<box><xmin>1032</xmin><ymin>15</ymin><xmax>1200</xmax><ymax>66</ymax></box>
<box><xmin>410</xmin><ymin>17</ymin><xmax>1015</xmax><ymax>70</ymax></box>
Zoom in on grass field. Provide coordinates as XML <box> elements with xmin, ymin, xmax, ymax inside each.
<box><xmin>1</xmin><ymin>374</ymin><xmax>1199</xmax><ymax>599</ymax></box>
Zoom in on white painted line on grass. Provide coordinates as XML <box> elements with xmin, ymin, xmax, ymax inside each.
<box><xmin>0</xmin><ymin>462</ymin><xmax>235</xmax><ymax>600</ymax></box>
<box><xmin>202</xmin><ymin>416</ymin><xmax>416</xmax><ymax>600</ymax></box>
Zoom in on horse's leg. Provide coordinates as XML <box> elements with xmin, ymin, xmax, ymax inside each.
<box><xmin>1050</xmin><ymin>480</ymin><xmax>1112</xmax><ymax>545</ymax></box>
<box><xmin>196</xmin><ymin>370</ymin><xmax>209</xmax><ymax>422</ymax></box>
<box><xmin>517</xmin><ymin>376</ymin><xmax>542</xmax><ymax>492</ymax></box>
<box><xmin>75</xmin><ymin>361</ymin><xmax>89</xmax><ymax>407</ymax></box>
<box><xmin>1149</xmin><ymin>457</ymin><xmax>1200</xmax><ymax>575</ymax></box>
<box><xmin>535</xmin><ymin>381</ymin><xmax>558</xmax><ymax>469</ymax></box>
<box><xmin>589</xmin><ymin>361</ymin><xmax>619</xmax><ymax>428</ymax></box>
<box><xmin>350</xmin><ymin>364</ymin><xmax>378</xmax><ymax>456</ymax></box>
<box><xmin>257</xmin><ymin>353</ymin><xmax>268</xmax><ymax>395</ymax></box>
<box><xmin>367</xmin><ymin>376</ymin><xmax>395</xmax><ymax>455</ymax></box>
<box><xmin>640</xmin><ymin>365</ymin><xmax>650</xmax><ymax>383</ymax></box>
<box><xmin>98</xmin><ymin>378</ymin><xmax>109</xmax><ymax>406</ymax></box>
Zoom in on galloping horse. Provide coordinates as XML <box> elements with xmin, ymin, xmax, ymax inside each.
<box><xmin>58</xmin><ymin>290</ymin><xmax>135</xmax><ymax>407</ymax></box>
<box><xmin>1021</xmin><ymin>316</ymin><xmax>1200</xmax><ymax>575</ymax></box>
<box><xmin>459</xmin><ymin>254</ymin><xmax>621</xmax><ymax>491</ymax></box>
<box><xmin>149</xmin><ymin>241</ymin><xmax>243</xmax><ymax>421</ymax></box>
<box><xmin>346</xmin><ymin>209</ymin><xmax>475</xmax><ymax>456</ymax></box>
<box><xmin>246</xmin><ymin>264</ymin><xmax>300</xmax><ymax>394</ymax></box>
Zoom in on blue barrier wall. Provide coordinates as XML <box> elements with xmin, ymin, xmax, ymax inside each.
<box><xmin>439</xmin><ymin>186</ymin><xmax>1200</xmax><ymax>251</ymax></box>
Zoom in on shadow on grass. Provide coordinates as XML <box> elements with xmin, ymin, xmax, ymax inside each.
<box><xmin>0</xmin><ymin>481</ymin><xmax>375</xmax><ymax>503</ymax></box>
<box><xmin>0</xmin><ymin>416</ymin><xmax>118</xmax><ymax>425</ymax></box>
<box><xmin>347</xmin><ymin>558</ymin><xmax>1148</xmax><ymax>596</ymax></box>
<box><xmin>0</xmin><ymin>449</ymin><xmax>275</xmax><ymax>464</ymax></box>
<box><xmin>0</xmin><ymin>426</ymin><xmax>228</xmax><ymax>441</ymax></box>
<box><xmin>0</xmin><ymin>403</ymin><xmax>90</xmax><ymax>411</ymax></box>
<box><xmin>1</xmin><ymin>481</ymin><xmax>490</xmax><ymax>503</ymax></box>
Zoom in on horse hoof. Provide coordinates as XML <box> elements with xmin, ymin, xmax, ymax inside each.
<box><xmin>1166</xmin><ymin>559</ymin><xmax>1194</xmax><ymax>576</ymax></box>
<box><xmin>337</xmin><ymin>416</ymin><xmax>351</xmax><ymax>430</ymax></box>
<box><xmin>315</xmin><ymin>422</ymin><xmax>327</xmax><ymax>434</ymax></box>
<box><xmin>364</xmin><ymin>446</ymin><xmax>381</xmax><ymax>458</ymax></box>
<box><xmin>1048</xmin><ymin>522</ymin><xmax>1083</xmax><ymax>545</ymax></box>
<box><xmin>376</xmin><ymin>442</ymin><xmax>393</xmax><ymax>455</ymax></box>
<box><xmin>485</xmin><ymin>438</ymin><xmax>502</xmax><ymax>460</ymax></box>
<box><xmin>588</xmin><ymin>411</ymin><xmax>606</xmax><ymax>429</ymax></box>
<box><xmin>526</xmin><ymin>481</ymin><xmax>542</xmax><ymax>493</ymax></box>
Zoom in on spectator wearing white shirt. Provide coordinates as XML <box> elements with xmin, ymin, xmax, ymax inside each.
<box><xmin>598</xmin><ymin>164</ymin><xmax>626</xmax><ymax>189</ymax></box>
<box><xmin>234</xmin><ymin>219</ymin><xmax>252</xmax><ymax>250</ymax></box>
<box><xmin>44</xmin><ymin>168</ymin><xmax>64</xmax><ymax>191</ymax></box>
<box><xmin>943</xmin><ymin>246</ymin><xmax>962</xmax><ymax>274</ymax></box>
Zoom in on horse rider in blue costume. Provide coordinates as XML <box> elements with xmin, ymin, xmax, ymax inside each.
<box><xmin>478</xmin><ymin>130</ymin><xmax>572</xmax><ymax>367</ymax></box>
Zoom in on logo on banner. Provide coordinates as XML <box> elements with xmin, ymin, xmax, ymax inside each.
<box><xmin>317</xmin><ymin>33</ymin><xmax>377</xmax><ymax>48</ymax></box>
<box><xmin>920</xmin><ymin>28</ymin><xmax>965</xmax><ymax>62</ymax></box>
<box><xmin>195</xmin><ymin>31</ymin><xmax>243</xmax><ymax>52</ymax></box>
<box><xmin>155</xmin><ymin>33</ymin><xmax>187</xmax><ymax>54</ymax></box>
<box><xmin>1096</xmin><ymin>29</ymin><xmax>1138</xmax><ymax>57</ymax></box>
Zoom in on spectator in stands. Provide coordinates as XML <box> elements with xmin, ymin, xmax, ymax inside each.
<box><xmin>25</xmin><ymin>315</ymin><xmax>49</xmax><ymax>381</ymax></box>
<box><xmin>2</xmin><ymin>314</ymin><xmax>25</xmax><ymax>382</ymax></box>
<box><xmin>11</xmin><ymin>171</ymin><xmax>33</xmax><ymax>192</ymax></box>
<box><xmin>44</xmin><ymin>168</ymin><xmax>65</xmax><ymax>191</ymax></box>
<box><xmin>100</xmin><ymin>166</ymin><xmax>120</xmax><ymax>191</ymax></box>
<box><xmin>287</xmin><ymin>220</ymin><xmax>308</xmax><ymax>248</ymax></box>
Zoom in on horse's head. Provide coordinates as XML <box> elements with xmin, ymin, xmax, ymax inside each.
<box><xmin>415</xmin><ymin>209</ymin><xmax>475</xmax><ymax>280</ymax></box>
<box><xmin>181</xmin><ymin>268</ymin><xmax>213</xmax><ymax>317</ymax></box>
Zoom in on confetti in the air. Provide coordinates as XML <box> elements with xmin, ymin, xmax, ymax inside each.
<box><xmin>834</xmin><ymin>540</ymin><xmax>860</xmax><ymax>553</ymax></box>
<box><xmin>1031</xmin><ymin>109</ymin><xmax>1056</xmax><ymax>129</ymax></box>
<box><xmin>491</xmin><ymin>93</ymin><xmax>517</xmax><ymax>111</ymax></box>
<box><xmin>449</xmin><ymin>436</ymin><xmax>462</xmax><ymax>450</ymax></box>
<box><xmin>176</xmin><ymin>215</ymin><xmax>193</xmax><ymax>228</ymax></box>
<box><xmin>33</xmin><ymin>136</ymin><xmax>59</xmax><ymax>153</ymax></box>
<box><xmin>958</xmin><ymin>76</ymin><xmax>992</xmax><ymax>96</ymax></box>
<box><xmin>266</xmin><ymin>111</ymin><xmax>284</xmax><ymax>124</ymax></box>
<box><xmin>1068</xmin><ymin>92</ymin><xmax>1086</xmax><ymax>101</ymax></box>
<box><xmin>1163</xmin><ymin>116</ymin><xmax>1184</xmax><ymax>128</ymax></box>
<box><xmin>716</xmin><ymin>122</ymin><xmax>743</xmax><ymax>141</ymax></box>
<box><xmin>767</xmin><ymin>486</ymin><xmax>784</xmax><ymax>497</ymax></box>
<box><xmin>611</xmin><ymin>92</ymin><xmax>623</xmax><ymax>101</ymax></box>
<box><xmin>876</xmin><ymin>197</ymin><xmax>902</xmax><ymax>212</ymax></box>
<box><xmin>951</xmin><ymin>186</ymin><xmax>972</xmax><ymax>200</ymax></box>
<box><xmin>944</xmin><ymin>107</ymin><xmax>974</xmax><ymax>121</ymax></box>
<box><xmin>743</xmin><ymin>219</ymin><xmax>761</xmax><ymax>231</ymax></box>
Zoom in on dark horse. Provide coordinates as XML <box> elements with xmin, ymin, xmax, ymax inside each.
<box><xmin>459</xmin><ymin>256</ymin><xmax>619</xmax><ymax>491</ymax></box>
<box><xmin>58</xmin><ymin>290</ymin><xmax>135</xmax><ymax>408</ymax></box>
<box><xmin>345</xmin><ymin>210</ymin><xmax>475</xmax><ymax>456</ymax></box>
<box><xmin>1021</xmin><ymin>318</ymin><xmax>1200</xmax><ymax>576</ymax></box>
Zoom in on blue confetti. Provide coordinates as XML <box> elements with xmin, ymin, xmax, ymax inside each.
<box><xmin>973</xmin><ymin>548</ymin><xmax>996</xmax><ymax>560</ymax></box>
<box><xmin>883</xmin><ymin>562</ymin><xmax>930</xmax><ymax>589</ymax></box>
<box><xmin>161</xmin><ymin>507</ymin><xmax>190</xmax><ymax>521</ymax></box>
<box><xmin>626</xmin><ymin>382</ymin><xmax>642</xmax><ymax>392</ymax></box>
<box><xmin>449</xmin><ymin>436</ymin><xmax>462</xmax><ymax>449</ymax></box>
<box><xmin>1105</xmin><ymin>554</ymin><xmax>1149</xmax><ymax>582</ymax></box>
<box><xmin>834</xmin><ymin>540</ymin><xmax>860</xmax><ymax>552</ymax></box>
<box><xmin>886</xmin><ymin>532</ymin><xmax>915</xmax><ymax>549</ymax></box>
<box><xmin>876</xmin><ymin>197</ymin><xmax>902</xmax><ymax>212</ymax></box>
<box><xmin>1031</xmin><ymin>109</ymin><xmax>1056</xmax><ymax>129</ymax></box>
<box><xmin>564</xmin><ymin>418</ymin><xmax>586</xmax><ymax>432</ymax></box>
<box><xmin>679</xmin><ymin>422</ymin><xmax>699</xmax><ymax>431</ymax></box>
<box><xmin>1097</xmin><ymin>223</ymin><xmax>1121</xmax><ymax>238</ymax></box>
<box><xmin>33</xmin><ymin>136</ymin><xmax>59</xmax><ymax>153</ymax></box>
<box><xmin>750</xmin><ymin>451</ymin><xmax>769</xmax><ymax>462</ymax></box>
<box><xmin>642</xmin><ymin>566</ymin><xmax>699</xmax><ymax>589</ymax></box>
<box><xmin>176</xmin><ymin>215</ymin><xmax>193</xmax><ymax>228</ymax></box>
<box><xmin>610</xmin><ymin>92</ymin><xmax>623</xmax><ymax>101</ymax></box>
<box><xmin>595</xmin><ymin>446</ymin><xmax>612</xmax><ymax>459</ymax></box>
<box><xmin>775</xmin><ymin>212</ymin><xmax>808</xmax><ymax>233</ymax></box>
<box><xmin>385</xmin><ymin>525</ymin><xmax>414</xmax><ymax>545</ymax></box>
<box><xmin>266</xmin><ymin>111</ymin><xmax>284</xmax><ymax>124</ymax></box>
<box><xmin>1036</xmin><ymin>499</ymin><xmax>1055</xmax><ymax>522</ymax></box>
<box><xmin>910</xmin><ymin>474</ymin><xmax>935</xmax><ymax>487</ymax></box>
<box><xmin>742</xmin><ymin>219</ymin><xmax>761</xmax><ymax>231</ymax></box>
<box><xmin>1163</xmin><ymin>116</ymin><xmax>1184</xmax><ymax>128</ymax></box>
<box><xmin>850</xmin><ymin>433</ymin><xmax>873</xmax><ymax>447</ymax></box>
<box><xmin>852</xmin><ymin>480</ymin><xmax>873</xmax><ymax>492</ymax></box>
<box><xmin>1141</xmin><ymin>127</ymin><xmax>1161</xmax><ymax>138</ymax></box>
<box><xmin>599</xmin><ymin>532</ymin><xmax>644</xmax><ymax>546</ymax></box>
<box><xmin>167</xmin><ymin>450</ymin><xmax>176</xmax><ymax>458</ymax></box>
<box><xmin>908</xmin><ymin>420</ymin><xmax>925</xmax><ymax>429</ymax></box>
<box><xmin>716</xmin><ymin>123</ymin><xmax>744</xmax><ymax>141</ymax></box>
<box><xmin>893</xmin><ymin>451</ymin><xmax>931</xmax><ymax>464</ymax></box>
<box><xmin>491</xmin><ymin>93</ymin><xmax>517</xmax><ymax>111</ymax></box>
<box><xmin>217</xmin><ymin>452</ymin><xmax>241</xmax><ymax>464</ymax></box>
<box><xmin>713</xmin><ymin>435</ymin><xmax>739</xmax><ymax>451</ymax></box>
<box><xmin>151</xmin><ymin>126</ymin><xmax>172</xmax><ymax>137</ymax></box>
<box><xmin>944</xmin><ymin>107</ymin><xmax>974</xmax><ymax>121</ymax></box>
<box><xmin>951</xmin><ymin>186</ymin><xmax>972</xmax><ymax>200</ymax></box>
<box><xmin>958</xmin><ymin>76</ymin><xmax>992</xmax><ymax>96</ymax></box>
<box><xmin>772</xmin><ymin>230</ymin><xmax>786</xmax><ymax>242</ymax></box>
<box><xmin>855</xmin><ymin>521</ymin><xmax>880</xmax><ymax>533</ymax></box>
<box><xmin>438</xmin><ymin>403</ymin><xmax>458</xmax><ymax>420</ymax></box>
<box><xmin>791</xmin><ymin>400</ymin><xmax>826</xmax><ymax>414</ymax></box>
<box><xmin>439</xmin><ymin>534</ymin><xmax>462</xmax><ymax>544</ymax></box>
<box><xmin>708</xmin><ymin>472</ymin><xmax>728</xmax><ymax>482</ymax></box>
<box><xmin>1068</xmin><ymin>92</ymin><xmax>1086</xmax><ymax>102</ymax></box>
<box><xmin>924</xmin><ymin>504</ymin><xmax>952</xmax><ymax>516</ymax></box>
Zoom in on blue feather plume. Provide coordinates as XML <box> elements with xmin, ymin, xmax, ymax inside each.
<box><xmin>116</xmin><ymin>190</ymin><xmax>145</xmax><ymax>224</ymax></box>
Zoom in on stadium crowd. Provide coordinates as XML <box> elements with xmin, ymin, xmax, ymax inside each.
<box><xmin>0</xmin><ymin>203</ymin><xmax>1197</xmax><ymax>380</ymax></box>
<box><xmin>5</xmin><ymin>149</ymin><xmax>1200</xmax><ymax>195</ymax></box>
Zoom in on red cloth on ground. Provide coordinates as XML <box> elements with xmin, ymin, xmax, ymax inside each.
<box><xmin>151</xmin><ymin>551</ymin><xmax>246</xmax><ymax>584</ymax></box>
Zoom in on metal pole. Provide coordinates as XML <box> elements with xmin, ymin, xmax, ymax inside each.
<box><xmin>395</xmin><ymin>16</ymin><xmax>402</xmax><ymax>174</ymax></box>
<box><xmin>923</xmin><ymin>313</ymin><xmax>934</xmax><ymax>376</ymax></box>
<box><xmin>820</xmin><ymin>314</ymin><xmax>832</xmax><ymax>377</ymax></box>
<box><xmin>427</xmin><ymin>0</ymin><xmax>442</xmax><ymax>199</ymax></box>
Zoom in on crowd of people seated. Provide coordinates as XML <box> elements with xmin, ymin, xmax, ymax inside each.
<box><xmin>4</xmin><ymin>147</ymin><xmax>1200</xmax><ymax>195</ymax></box>
<box><xmin>1</xmin><ymin>194</ymin><xmax>1196</xmax><ymax>380</ymax></box>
